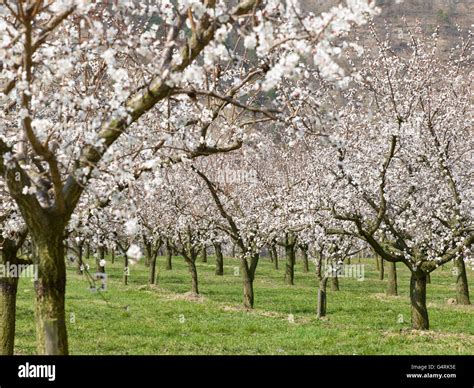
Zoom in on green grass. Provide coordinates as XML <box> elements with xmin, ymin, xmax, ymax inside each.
<box><xmin>14</xmin><ymin>255</ymin><xmax>474</xmax><ymax>355</ymax></box>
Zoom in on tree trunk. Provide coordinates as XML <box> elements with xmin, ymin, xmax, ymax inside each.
<box><xmin>231</xmin><ymin>244</ymin><xmax>236</xmax><ymax>258</ymax></box>
<box><xmin>316</xmin><ymin>253</ymin><xmax>322</xmax><ymax>279</ymax></box>
<box><xmin>214</xmin><ymin>243</ymin><xmax>224</xmax><ymax>276</ymax></box>
<box><xmin>200</xmin><ymin>247</ymin><xmax>207</xmax><ymax>263</ymax></box>
<box><xmin>284</xmin><ymin>243</ymin><xmax>295</xmax><ymax>285</ymax></box>
<box><xmin>149</xmin><ymin>254</ymin><xmax>157</xmax><ymax>285</ymax></box>
<box><xmin>301</xmin><ymin>246</ymin><xmax>309</xmax><ymax>273</ymax></box>
<box><xmin>268</xmin><ymin>246</ymin><xmax>274</xmax><ymax>262</ymax></box>
<box><xmin>0</xmin><ymin>277</ymin><xmax>17</xmax><ymax>355</ymax></box>
<box><xmin>331</xmin><ymin>273</ymin><xmax>339</xmax><ymax>291</ymax></box>
<box><xmin>379</xmin><ymin>256</ymin><xmax>384</xmax><ymax>280</ymax></box>
<box><xmin>76</xmin><ymin>242</ymin><xmax>84</xmax><ymax>275</ymax></box>
<box><xmin>123</xmin><ymin>255</ymin><xmax>129</xmax><ymax>285</ymax></box>
<box><xmin>188</xmin><ymin>260</ymin><xmax>199</xmax><ymax>295</ymax></box>
<box><xmin>96</xmin><ymin>246</ymin><xmax>105</xmax><ymax>273</ymax></box>
<box><xmin>242</xmin><ymin>267</ymin><xmax>254</xmax><ymax>309</ymax></box>
<box><xmin>375</xmin><ymin>255</ymin><xmax>380</xmax><ymax>271</ymax></box>
<box><xmin>271</xmin><ymin>245</ymin><xmax>278</xmax><ymax>270</ymax></box>
<box><xmin>386</xmin><ymin>261</ymin><xmax>398</xmax><ymax>296</ymax></box>
<box><xmin>111</xmin><ymin>248</ymin><xmax>115</xmax><ymax>264</ymax></box>
<box><xmin>165</xmin><ymin>240</ymin><xmax>172</xmax><ymax>270</ymax></box>
<box><xmin>316</xmin><ymin>277</ymin><xmax>328</xmax><ymax>318</ymax></box>
<box><xmin>0</xmin><ymin>246</ymin><xmax>19</xmax><ymax>355</ymax></box>
<box><xmin>410</xmin><ymin>272</ymin><xmax>429</xmax><ymax>330</ymax></box>
<box><xmin>455</xmin><ymin>256</ymin><xmax>470</xmax><ymax>305</ymax></box>
<box><xmin>33</xmin><ymin>233</ymin><xmax>69</xmax><ymax>355</ymax></box>
<box><xmin>144</xmin><ymin>241</ymin><xmax>151</xmax><ymax>268</ymax></box>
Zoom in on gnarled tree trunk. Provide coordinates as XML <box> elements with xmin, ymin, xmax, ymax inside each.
<box><xmin>0</xmin><ymin>277</ymin><xmax>17</xmax><ymax>355</ymax></box>
<box><xmin>410</xmin><ymin>271</ymin><xmax>429</xmax><ymax>330</ymax></box>
<box><xmin>0</xmin><ymin>243</ymin><xmax>19</xmax><ymax>355</ymax></box>
<box><xmin>33</xmin><ymin>231</ymin><xmax>68</xmax><ymax>355</ymax></box>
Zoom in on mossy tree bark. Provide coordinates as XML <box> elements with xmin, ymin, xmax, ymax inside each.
<box><xmin>33</xmin><ymin>228</ymin><xmax>69</xmax><ymax>355</ymax></box>
<box><xmin>0</xmin><ymin>238</ymin><xmax>25</xmax><ymax>355</ymax></box>
<box><xmin>410</xmin><ymin>271</ymin><xmax>429</xmax><ymax>330</ymax></box>
<box><xmin>454</xmin><ymin>256</ymin><xmax>470</xmax><ymax>305</ymax></box>
<box><xmin>1</xmin><ymin>155</ymin><xmax>69</xmax><ymax>354</ymax></box>
<box><xmin>0</xmin><ymin>275</ymin><xmax>17</xmax><ymax>355</ymax></box>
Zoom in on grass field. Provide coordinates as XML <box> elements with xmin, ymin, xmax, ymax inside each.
<box><xmin>13</xmin><ymin>255</ymin><xmax>474</xmax><ymax>355</ymax></box>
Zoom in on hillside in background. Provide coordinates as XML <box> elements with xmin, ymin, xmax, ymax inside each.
<box><xmin>303</xmin><ymin>0</ymin><xmax>473</xmax><ymax>51</ymax></box>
